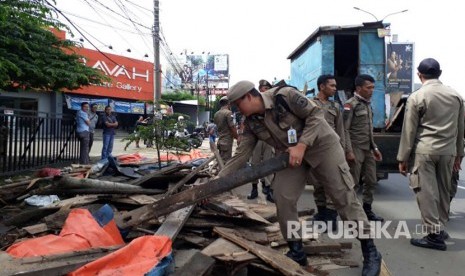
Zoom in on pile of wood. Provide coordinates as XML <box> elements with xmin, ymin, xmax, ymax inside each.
<box><xmin>0</xmin><ymin>154</ymin><xmax>381</xmax><ymax>276</ymax></box>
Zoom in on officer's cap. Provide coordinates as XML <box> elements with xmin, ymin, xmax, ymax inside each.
<box><xmin>219</xmin><ymin>96</ymin><xmax>229</xmax><ymax>104</ymax></box>
<box><xmin>258</xmin><ymin>79</ymin><xmax>272</xmax><ymax>90</ymax></box>
<box><xmin>417</xmin><ymin>58</ymin><xmax>441</xmax><ymax>75</ymax></box>
<box><xmin>228</xmin><ymin>80</ymin><xmax>255</xmax><ymax>102</ymax></box>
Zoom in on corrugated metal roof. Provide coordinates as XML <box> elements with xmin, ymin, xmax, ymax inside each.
<box><xmin>287</xmin><ymin>22</ymin><xmax>389</xmax><ymax>60</ymax></box>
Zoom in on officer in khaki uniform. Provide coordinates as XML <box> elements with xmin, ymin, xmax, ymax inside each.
<box><xmin>397</xmin><ymin>58</ymin><xmax>464</xmax><ymax>251</ymax></box>
<box><xmin>214</xmin><ymin>96</ymin><xmax>238</xmax><ymax>163</ymax></box>
<box><xmin>218</xmin><ymin>80</ymin><xmax>382</xmax><ymax>275</ymax></box>
<box><xmin>248</xmin><ymin>79</ymin><xmax>275</xmax><ymax>201</ymax></box>
<box><xmin>310</xmin><ymin>75</ymin><xmax>345</xmax><ymax>227</ymax></box>
<box><xmin>344</xmin><ymin>74</ymin><xmax>384</xmax><ymax>222</ymax></box>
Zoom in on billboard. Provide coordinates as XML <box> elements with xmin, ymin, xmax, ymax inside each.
<box><xmin>163</xmin><ymin>54</ymin><xmax>229</xmax><ymax>91</ymax></box>
<box><xmin>386</xmin><ymin>43</ymin><xmax>414</xmax><ymax>94</ymax></box>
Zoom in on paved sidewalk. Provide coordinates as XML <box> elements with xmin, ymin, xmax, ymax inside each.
<box><xmin>88</xmin><ymin>130</ymin><xmax>215</xmax><ymax>161</ymax></box>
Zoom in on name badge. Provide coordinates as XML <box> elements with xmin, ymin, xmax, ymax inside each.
<box><xmin>287</xmin><ymin>127</ymin><xmax>297</xmax><ymax>144</ymax></box>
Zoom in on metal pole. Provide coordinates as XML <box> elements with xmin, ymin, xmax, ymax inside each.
<box><xmin>153</xmin><ymin>0</ymin><xmax>161</xmax><ymax>109</ymax></box>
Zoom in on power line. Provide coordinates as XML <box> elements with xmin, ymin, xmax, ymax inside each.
<box><xmin>45</xmin><ymin>0</ymin><xmax>121</xmax><ymax>66</ymax></box>
<box><xmin>91</xmin><ymin>0</ymin><xmax>151</xmax><ymax>30</ymax></box>
<box><xmin>124</xmin><ymin>0</ymin><xmax>153</xmax><ymax>15</ymax></box>
<box><xmin>114</xmin><ymin>0</ymin><xmax>153</xmax><ymax>55</ymax></box>
<box><xmin>60</xmin><ymin>9</ymin><xmax>152</xmax><ymax>35</ymax></box>
<box><xmin>81</xmin><ymin>0</ymin><xmax>138</xmax><ymax>54</ymax></box>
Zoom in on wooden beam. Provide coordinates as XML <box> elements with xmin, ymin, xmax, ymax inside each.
<box><xmin>116</xmin><ymin>154</ymin><xmax>289</xmax><ymax>229</ymax></box>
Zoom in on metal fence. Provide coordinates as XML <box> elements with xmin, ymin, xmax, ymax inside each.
<box><xmin>0</xmin><ymin>108</ymin><xmax>79</xmax><ymax>176</ymax></box>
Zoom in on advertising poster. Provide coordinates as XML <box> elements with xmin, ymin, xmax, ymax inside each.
<box><xmin>130</xmin><ymin>103</ymin><xmax>145</xmax><ymax>114</ymax></box>
<box><xmin>386</xmin><ymin>43</ymin><xmax>414</xmax><ymax>94</ymax></box>
<box><xmin>111</xmin><ymin>100</ymin><xmax>131</xmax><ymax>114</ymax></box>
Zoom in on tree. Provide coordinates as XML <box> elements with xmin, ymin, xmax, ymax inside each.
<box><xmin>0</xmin><ymin>0</ymin><xmax>107</xmax><ymax>91</ymax></box>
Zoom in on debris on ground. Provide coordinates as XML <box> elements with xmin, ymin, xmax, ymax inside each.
<box><xmin>0</xmin><ymin>148</ymin><xmax>378</xmax><ymax>276</ymax></box>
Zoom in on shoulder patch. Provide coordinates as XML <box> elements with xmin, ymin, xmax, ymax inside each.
<box><xmin>292</xmin><ymin>93</ymin><xmax>308</xmax><ymax>108</ymax></box>
<box><xmin>344</xmin><ymin>103</ymin><xmax>352</xmax><ymax>111</ymax></box>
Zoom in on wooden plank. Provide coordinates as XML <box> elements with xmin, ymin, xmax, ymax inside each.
<box><xmin>155</xmin><ymin>205</ymin><xmax>195</xmax><ymax>240</ymax></box>
<box><xmin>172</xmin><ymin>251</ymin><xmax>215</xmax><ymax>276</ymax></box>
<box><xmin>381</xmin><ymin>259</ymin><xmax>392</xmax><ymax>276</ymax></box>
<box><xmin>22</xmin><ymin>223</ymin><xmax>48</xmax><ymax>235</ymax></box>
<box><xmin>116</xmin><ymin>154</ymin><xmax>289</xmax><ymax>229</ymax></box>
<box><xmin>0</xmin><ymin>246</ymin><xmax>121</xmax><ymax>276</ymax></box>
<box><xmin>202</xmin><ymin>238</ymin><xmax>257</xmax><ymax>262</ymax></box>
<box><xmin>214</xmin><ymin>227</ymin><xmax>314</xmax><ymax>276</ymax></box>
<box><xmin>129</xmin><ymin>163</ymin><xmax>192</xmax><ymax>186</ymax></box>
<box><xmin>330</xmin><ymin>259</ymin><xmax>359</xmax><ymax>267</ymax></box>
<box><xmin>164</xmin><ymin>155</ymin><xmax>215</xmax><ymax>196</ymax></box>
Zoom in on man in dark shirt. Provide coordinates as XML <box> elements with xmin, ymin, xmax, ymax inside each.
<box><xmin>101</xmin><ymin>105</ymin><xmax>118</xmax><ymax>160</ymax></box>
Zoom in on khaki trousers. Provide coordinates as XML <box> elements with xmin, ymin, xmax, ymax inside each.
<box><xmin>410</xmin><ymin>154</ymin><xmax>454</xmax><ymax>233</ymax></box>
<box><xmin>451</xmin><ymin>170</ymin><xmax>459</xmax><ymax>199</ymax></box>
<box><xmin>217</xmin><ymin>139</ymin><xmax>233</xmax><ymax>163</ymax></box>
<box><xmin>273</xmin><ymin>144</ymin><xmax>368</xmax><ymax>240</ymax></box>
<box><xmin>309</xmin><ymin>170</ymin><xmax>335</xmax><ymax>210</ymax></box>
<box><xmin>251</xmin><ymin>140</ymin><xmax>274</xmax><ymax>186</ymax></box>
<box><xmin>349</xmin><ymin>146</ymin><xmax>378</xmax><ymax>204</ymax></box>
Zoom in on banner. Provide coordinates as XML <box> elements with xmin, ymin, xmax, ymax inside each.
<box><xmin>130</xmin><ymin>103</ymin><xmax>145</xmax><ymax>114</ymax></box>
<box><xmin>90</xmin><ymin>98</ymin><xmax>109</xmax><ymax>112</ymax></box>
<box><xmin>65</xmin><ymin>95</ymin><xmax>90</xmax><ymax>110</ymax></box>
<box><xmin>111</xmin><ymin>100</ymin><xmax>131</xmax><ymax>114</ymax></box>
<box><xmin>386</xmin><ymin>43</ymin><xmax>414</xmax><ymax>94</ymax></box>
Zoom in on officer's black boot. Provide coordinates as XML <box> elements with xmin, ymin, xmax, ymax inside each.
<box><xmin>247</xmin><ymin>183</ymin><xmax>258</xmax><ymax>200</ymax></box>
<box><xmin>285</xmin><ymin>241</ymin><xmax>308</xmax><ymax>266</ymax></box>
<box><xmin>363</xmin><ymin>203</ymin><xmax>384</xmax><ymax>222</ymax></box>
<box><xmin>360</xmin><ymin>239</ymin><xmax>382</xmax><ymax>276</ymax></box>
<box><xmin>262</xmin><ymin>183</ymin><xmax>270</xmax><ymax>195</ymax></box>
<box><xmin>325</xmin><ymin>208</ymin><xmax>338</xmax><ymax>232</ymax></box>
<box><xmin>266</xmin><ymin>188</ymin><xmax>275</xmax><ymax>203</ymax></box>
<box><xmin>312</xmin><ymin>206</ymin><xmax>328</xmax><ymax>222</ymax></box>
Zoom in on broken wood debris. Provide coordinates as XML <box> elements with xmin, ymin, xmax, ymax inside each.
<box><xmin>0</xmin><ymin>150</ymin><xmax>388</xmax><ymax>275</ymax></box>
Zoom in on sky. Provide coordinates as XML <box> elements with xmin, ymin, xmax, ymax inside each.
<box><xmin>54</xmin><ymin>0</ymin><xmax>465</xmax><ymax>96</ymax></box>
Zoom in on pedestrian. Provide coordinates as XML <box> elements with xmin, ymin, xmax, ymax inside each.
<box><xmin>214</xmin><ymin>96</ymin><xmax>238</xmax><ymax>163</ymax></box>
<box><xmin>218</xmin><ymin>80</ymin><xmax>382</xmax><ymax>274</ymax></box>
<box><xmin>309</xmin><ymin>75</ymin><xmax>345</xmax><ymax>228</ymax></box>
<box><xmin>397</xmin><ymin>58</ymin><xmax>464</xmax><ymax>251</ymax></box>
<box><xmin>101</xmin><ymin>105</ymin><xmax>118</xmax><ymax>160</ymax></box>
<box><xmin>247</xmin><ymin>79</ymin><xmax>275</xmax><ymax>202</ymax></box>
<box><xmin>206</xmin><ymin>119</ymin><xmax>217</xmax><ymax>152</ymax></box>
<box><xmin>88</xmin><ymin>103</ymin><xmax>99</xmax><ymax>153</ymax></box>
<box><xmin>134</xmin><ymin>116</ymin><xmax>148</xmax><ymax>148</ymax></box>
<box><xmin>76</xmin><ymin>102</ymin><xmax>90</xmax><ymax>164</ymax></box>
<box><xmin>343</xmin><ymin>74</ymin><xmax>384</xmax><ymax>222</ymax></box>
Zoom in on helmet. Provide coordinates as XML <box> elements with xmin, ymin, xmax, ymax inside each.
<box><xmin>178</xmin><ymin>115</ymin><xmax>184</xmax><ymax>121</ymax></box>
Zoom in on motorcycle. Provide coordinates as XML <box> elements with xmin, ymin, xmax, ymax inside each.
<box><xmin>167</xmin><ymin>129</ymin><xmax>203</xmax><ymax>151</ymax></box>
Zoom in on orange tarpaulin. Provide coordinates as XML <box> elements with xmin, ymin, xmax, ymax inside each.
<box><xmin>159</xmin><ymin>149</ymin><xmax>208</xmax><ymax>163</ymax></box>
<box><xmin>69</xmin><ymin>236</ymin><xmax>172</xmax><ymax>276</ymax></box>
<box><xmin>7</xmin><ymin>209</ymin><xmax>124</xmax><ymax>258</ymax></box>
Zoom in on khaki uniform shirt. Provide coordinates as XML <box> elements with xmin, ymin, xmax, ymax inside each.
<box><xmin>219</xmin><ymin>86</ymin><xmax>339</xmax><ymax>177</ymax></box>
<box><xmin>214</xmin><ymin>108</ymin><xmax>235</xmax><ymax>144</ymax></box>
<box><xmin>397</xmin><ymin>79</ymin><xmax>465</xmax><ymax>161</ymax></box>
<box><xmin>343</xmin><ymin>96</ymin><xmax>377</xmax><ymax>153</ymax></box>
<box><xmin>312</xmin><ymin>98</ymin><xmax>345</xmax><ymax>150</ymax></box>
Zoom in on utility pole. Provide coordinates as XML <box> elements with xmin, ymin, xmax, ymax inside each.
<box><xmin>153</xmin><ymin>0</ymin><xmax>161</xmax><ymax>109</ymax></box>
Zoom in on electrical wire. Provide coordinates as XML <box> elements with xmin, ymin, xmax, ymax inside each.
<box><xmin>60</xmin><ymin>9</ymin><xmax>152</xmax><ymax>35</ymax></box>
<box><xmin>91</xmin><ymin>0</ymin><xmax>151</xmax><ymax>30</ymax></box>
<box><xmin>45</xmin><ymin>0</ymin><xmax>121</xmax><ymax>66</ymax></box>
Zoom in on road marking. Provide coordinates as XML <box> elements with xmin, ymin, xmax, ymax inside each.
<box><xmin>458</xmin><ymin>185</ymin><xmax>465</xmax><ymax>190</ymax></box>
